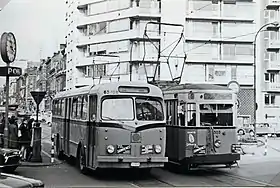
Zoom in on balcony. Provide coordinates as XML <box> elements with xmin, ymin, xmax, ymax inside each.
<box><xmin>267</xmin><ymin>60</ymin><xmax>280</xmax><ymax>71</ymax></box>
<box><xmin>76</xmin><ymin>30</ymin><xmax>160</xmax><ymax>47</ymax></box>
<box><xmin>266</xmin><ymin>82</ymin><xmax>280</xmax><ymax>92</ymax></box>
<box><xmin>76</xmin><ymin>7</ymin><xmax>160</xmax><ymax>29</ymax></box>
<box><xmin>266</xmin><ymin>0</ymin><xmax>280</xmax><ymax>10</ymax></box>
<box><xmin>267</xmin><ymin>40</ymin><xmax>280</xmax><ymax>52</ymax></box>
<box><xmin>75</xmin><ymin>77</ymin><xmax>93</xmax><ymax>87</ymax></box>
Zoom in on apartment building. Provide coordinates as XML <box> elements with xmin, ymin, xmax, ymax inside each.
<box><xmin>256</xmin><ymin>0</ymin><xmax>280</xmax><ymax>125</ymax></box>
<box><xmin>65</xmin><ymin>0</ymin><xmax>257</xmax><ymax>121</ymax></box>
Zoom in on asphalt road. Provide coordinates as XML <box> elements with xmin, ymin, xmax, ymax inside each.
<box><xmin>15</xmin><ymin>125</ymin><xmax>280</xmax><ymax>187</ymax></box>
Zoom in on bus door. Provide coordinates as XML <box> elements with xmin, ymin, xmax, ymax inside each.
<box><xmin>64</xmin><ymin>98</ymin><xmax>71</xmax><ymax>155</ymax></box>
<box><xmin>88</xmin><ymin>95</ymin><xmax>97</xmax><ymax>167</ymax></box>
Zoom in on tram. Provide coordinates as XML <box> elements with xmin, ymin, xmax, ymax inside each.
<box><xmin>51</xmin><ymin>82</ymin><xmax>167</xmax><ymax>173</ymax></box>
<box><xmin>162</xmin><ymin>83</ymin><xmax>240</xmax><ymax>170</ymax></box>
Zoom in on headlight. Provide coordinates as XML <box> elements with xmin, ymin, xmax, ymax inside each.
<box><xmin>154</xmin><ymin>145</ymin><xmax>162</xmax><ymax>154</ymax></box>
<box><xmin>106</xmin><ymin>145</ymin><xmax>115</xmax><ymax>154</ymax></box>
<box><xmin>214</xmin><ymin>140</ymin><xmax>221</xmax><ymax>148</ymax></box>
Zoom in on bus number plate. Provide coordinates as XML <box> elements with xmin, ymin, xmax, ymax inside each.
<box><xmin>131</xmin><ymin>162</ymin><xmax>140</xmax><ymax>167</ymax></box>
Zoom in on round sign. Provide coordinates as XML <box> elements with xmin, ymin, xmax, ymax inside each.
<box><xmin>0</xmin><ymin>32</ymin><xmax>17</xmax><ymax>63</ymax></box>
<box><xmin>188</xmin><ymin>133</ymin><xmax>195</xmax><ymax>143</ymax></box>
<box><xmin>227</xmin><ymin>81</ymin><xmax>240</xmax><ymax>94</ymax></box>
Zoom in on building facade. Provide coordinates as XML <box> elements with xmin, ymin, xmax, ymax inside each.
<box><xmin>256</xmin><ymin>0</ymin><xmax>280</xmax><ymax>125</ymax></box>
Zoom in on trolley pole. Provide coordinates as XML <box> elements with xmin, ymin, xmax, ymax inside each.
<box><xmin>4</xmin><ymin>63</ymin><xmax>9</xmax><ymax>148</ymax></box>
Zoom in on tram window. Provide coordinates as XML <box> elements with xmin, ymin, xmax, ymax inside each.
<box><xmin>102</xmin><ymin>98</ymin><xmax>134</xmax><ymax>121</ymax></box>
<box><xmin>72</xmin><ymin>97</ymin><xmax>78</xmax><ymax>119</ymax></box>
<box><xmin>199</xmin><ymin>104</ymin><xmax>233</xmax><ymax>126</ymax></box>
<box><xmin>187</xmin><ymin>103</ymin><xmax>196</xmax><ymax>126</ymax></box>
<box><xmin>81</xmin><ymin>96</ymin><xmax>88</xmax><ymax>120</ymax></box>
<box><xmin>76</xmin><ymin>96</ymin><xmax>83</xmax><ymax>119</ymax></box>
<box><xmin>135</xmin><ymin>98</ymin><xmax>164</xmax><ymax>121</ymax></box>
<box><xmin>53</xmin><ymin>100</ymin><xmax>57</xmax><ymax>115</ymax></box>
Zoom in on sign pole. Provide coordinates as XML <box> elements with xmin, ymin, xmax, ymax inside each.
<box><xmin>4</xmin><ymin>63</ymin><xmax>9</xmax><ymax>148</ymax></box>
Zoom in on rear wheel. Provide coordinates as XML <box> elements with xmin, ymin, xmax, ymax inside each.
<box><xmin>77</xmin><ymin>146</ymin><xmax>88</xmax><ymax>174</ymax></box>
<box><xmin>56</xmin><ymin>136</ymin><xmax>64</xmax><ymax>160</ymax></box>
<box><xmin>249</xmin><ymin>130</ymin><xmax>254</xmax><ymax>137</ymax></box>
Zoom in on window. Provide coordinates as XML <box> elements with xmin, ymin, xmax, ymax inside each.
<box><xmin>102</xmin><ymin>98</ymin><xmax>134</xmax><ymax>120</ymax></box>
<box><xmin>135</xmin><ymin>97</ymin><xmax>164</xmax><ymax>121</ymax></box>
<box><xmin>271</xmin><ymin>73</ymin><xmax>275</xmax><ymax>83</ymax></box>
<box><xmin>61</xmin><ymin>99</ymin><xmax>65</xmax><ymax>117</ymax></box>
<box><xmin>212</xmin><ymin>22</ymin><xmax>219</xmax><ymax>38</ymax></box>
<box><xmin>265</xmin><ymin>73</ymin><xmax>270</xmax><ymax>81</ymax></box>
<box><xmin>271</xmin><ymin>95</ymin><xmax>276</xmax><ymax>105</ymax></box>
<box><xmin>231</xmin><ymin>66</ymin><xmax>237</xmax><ymax>80</ymax></box>
<box><xmin>264</xmin><ymin>94</ymin><xmax>276</xmax><ymax>105</ymax></box>
<box><xmin>270</xmin><ymin>53</ymin><xmax>276</xmax><ymax>61</ymax></box>
<box><xmin>187</xmin><ymin>103</ymin><xmax>196</xmax><ymax>126</ymax></box>
<box><xmin>208</xmin><ymin>65</ymin><xmax>214</xmax><ymax>81</ymax></box>
<box><xmin>72</xmin><ymin>97</ymin><xmax>78</xmax><ymax>118</ymax></box>
<box><xmin>199</xmin><ymin>104</ymin><xmax>233</xmax><ymax>126</ymax></box>
<box><xmin>76</xmin><ymin>96</ymin><xmax>83</xmax><ymax>119</ymax></box>
<box><xmin>81</xmin><ymin>96</ymin><xmax>88</xmax><ymax>120</ymax></box>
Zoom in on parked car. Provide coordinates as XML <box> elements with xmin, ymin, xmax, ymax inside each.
<box><xmin>237</xmin><ymin>123</ymin><xmax>255</xmax><ymax>137</ymax></box>
<box><xmin>0</xmin><ymin>173</ymin><xmax>44</xmax><ymax>187</ymax></box>
<box><xmin>0</xmin><ymin>148</ymin><xmax>21</xmax><ymax>173</ymax></box>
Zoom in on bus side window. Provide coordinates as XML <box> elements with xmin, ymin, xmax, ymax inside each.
<box><xmin>61</xmin><ymin>99</ymin><xmax>65</xmax><ymax>117</ymax></box>
<box><xmin>89</xmin><ymin>95</ymin><xmax>97</xmax><ymax>122</ymax></box>
<box><xmin>76</xmin><ymin>96</ymin><xmax>82</xmax><ymax>119</ymax></box>
<box><xmin>72</xmin><ymin>97</ymin><xmax>78</xmax><ymax>119</ymax></box>
<box><xmin>81</xmin><ymin>95</ymin><xmax>88</xmax><ymax>120</ymax></box>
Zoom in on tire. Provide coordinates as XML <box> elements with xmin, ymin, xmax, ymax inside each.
<box><xmin>56</xmin><ymin>136</ymin><xmax>64</xmax><ymax>160</ymax></box>
<box><xmin>238</xmin><ymin>129</ymin><xmax>245</xmax><ymax>135</ymax></box>
<box><xmin>77</xmin><ymin>146</ymin><xmax>88</xmax><ymax>174</ymax></box>
<box><xmin>3</xmin><ymin>166</ymin><xmax>18</xmax><ymax>173</ymax></box>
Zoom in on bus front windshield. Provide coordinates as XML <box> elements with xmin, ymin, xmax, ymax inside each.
<box><xmin>101</xmin><ymin>97</ymin><xmax>164</xmax><ymax>121</ymax></box>
<box><xmin>102</xmin><ymin>98</ymin><xmax>134</xmax><ymax>121</ymax></box>
<box><xmin>199</xmin><ymin>104</ymin><xmax>233</xmax><ymax>126</ymax></box>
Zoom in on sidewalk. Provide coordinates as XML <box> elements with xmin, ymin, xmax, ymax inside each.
<box><xmin>20</xmin><ymin>150</ymin><xmax>62</xmax><ymax>167</ymax></box>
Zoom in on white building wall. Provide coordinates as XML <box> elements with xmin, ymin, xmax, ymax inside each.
<box><xmin>257</xmin><ymin>0</ymin><xmax>280</xmax><ymax>125</ymax></box>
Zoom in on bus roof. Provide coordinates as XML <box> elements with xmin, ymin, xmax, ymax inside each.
<box><xmin>163</xmin><ymin>83</ymin><xmax>231</xmax><ymax>92</ymax></box>
<box><xmin>54</xmin><ymin>81</ymin><xmax>163</xmax><ymax>99</ymax></box>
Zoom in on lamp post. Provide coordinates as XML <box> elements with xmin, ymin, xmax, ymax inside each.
<box><xmin>253</xmin><ymin>21</ymin><xmax>280</xmax><ymax>139</ymax></box>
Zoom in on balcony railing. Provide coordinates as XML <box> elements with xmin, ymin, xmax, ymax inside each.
<box><xmin>267</xmin><ymin>0</ymin><xmax>280</xmax><ymax>9</ymax></box>
<box><xmin>266</xmin><ymin>82</ymin><xmax>280</xmax><ymax>92</ymax></box>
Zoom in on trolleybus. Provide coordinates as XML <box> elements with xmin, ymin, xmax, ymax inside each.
<box><xmin>51</xmin><ymin>82</ymin><xmax>168</xmax><ymax>173</ymax></box>
<box><xmin>162</xmin><ymin>83</ymin><xmax>240</xmax><ymax>170</ymax></box>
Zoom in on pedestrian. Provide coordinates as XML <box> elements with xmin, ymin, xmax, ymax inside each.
<box><xmin>8</xmin><ymin>117</ymin><xmax>18</xmax><ymax>149</ymax></box>
<box><xmin>0</xmin><ymin>117</ymin><xmax>5</xmax><ymax>147</ymax></box>
<box><xmin>18</xmin><ymin>118</ymin><xmax>31</xmax><ymax>161</ymax></box>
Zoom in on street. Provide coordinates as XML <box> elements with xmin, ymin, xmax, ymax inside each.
<box><xmin>14</xmin><ymin>125</ymin><xmax>280</xmax><ymax>187</ymax></box>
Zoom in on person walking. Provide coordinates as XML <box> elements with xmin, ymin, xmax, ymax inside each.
<box><xmin>18</xmin><ymin>118</ymin><xmax>30</xmax><ymax>161</ymax></box>
<box><xmin>8</xmin><ymin>117</ymin><xmax>18</xmax><ymax>149</ymax></box>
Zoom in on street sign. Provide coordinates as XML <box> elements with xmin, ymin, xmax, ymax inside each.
<box><xmin>0</xmin><ymin>66</ymin><xmax>22</xmax><ymax>76</ymax></box>
<box><xmin>30</xmin><ymin>91</ymin><xmax>46</xmax><ymax>105</ymax></box>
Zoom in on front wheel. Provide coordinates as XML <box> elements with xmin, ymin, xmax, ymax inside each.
<box><xmin>238</xmin><ymin>129</ymin><xmax>245</xmax><ymax>135</ymax></box>
<box><xmin>77</xmin><ymin>147</ymin><xmax>88</xmax><ymax>174</ymax></box>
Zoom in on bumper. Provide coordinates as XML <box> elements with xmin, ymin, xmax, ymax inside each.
<box><xmin>97</xmin><ymin>156</ymin><xmax>168</xmax><ymax>163</ymax></box>
<box><xmin>184</xmin><ymin>153</ymin><xmax>240</xmax><ymax>165</ymax></box>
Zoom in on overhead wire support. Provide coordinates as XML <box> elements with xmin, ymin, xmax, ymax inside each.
<box><xmin>142</xmin><ymin>21</ymin><xmax>185</xmax><ymax>84</ymax></box>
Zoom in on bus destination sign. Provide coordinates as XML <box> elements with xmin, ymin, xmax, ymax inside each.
<box><xmin>204</xmin><ymin>93</ymin><xmax>232</xmax><ymax>100</ymax></box>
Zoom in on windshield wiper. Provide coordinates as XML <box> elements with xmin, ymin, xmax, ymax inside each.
<box><xmin>101</xmin><ymin>116</ymin><xmax>136</xmax><ymax>132</ymax></box>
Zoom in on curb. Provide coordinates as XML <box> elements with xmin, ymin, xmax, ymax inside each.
<box><xmin>19</xmin><ymin>150</ymin><xmax>63</xmax><ymax>167</ymax></box>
